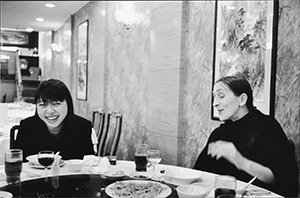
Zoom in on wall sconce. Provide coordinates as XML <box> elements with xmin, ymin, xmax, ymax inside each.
<box><xmin>115</xmin><ymin>2</ymin><xmax>139</xmax><ymax>30</ymax></box>
<box><xmin>115</xmin><ymin>9</ymin><xmax>132</xmax><ymax>30</ymax></box>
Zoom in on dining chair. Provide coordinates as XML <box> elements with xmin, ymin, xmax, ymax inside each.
<box><xmin>10</xmin><ymin>125</ymin><xmax>20</xmax><ymax>149</ymax></box>
<box><xmin>288</xmin><ymin>139</ymin><xmax>296</xmax><ymax>160</ymax></box>
<box><xmin>98</xmin><ymin>111</ymin><xmax>122</xmax><ymax>157</ymax></box>
<box><xmin>2</xmin><ymin>93</ymin><xmax>6</xmax><ymax>103</ymax></box>
<box><xmin>92</xmin><ymin>109</ymin><xmax>106</xmax><ymax>155</ymax></box>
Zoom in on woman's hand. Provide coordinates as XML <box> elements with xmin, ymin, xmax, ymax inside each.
<box><xmin>207</xmin><ymin>140</ymin><xmax>245</xmax><ymax>169</ymax></box>
<box><xmin>207</xmin><ymin>140</ymin><xmax>275</xmax><ymax>184</ymax></box>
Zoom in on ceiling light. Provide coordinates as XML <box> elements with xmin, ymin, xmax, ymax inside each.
<box><xmin>36</xmin><ymin>18</ymin><xmax>44</xmax><ymax>22</ymax></box>
<box><xmin>26</xmin><ymin>28</ymin><xmax>34</xmax><ymax>32</ymax></box>
<box><xmin>45</xmin><ymin>3</ymin><xmax>55</xmax><ymax>8</ymax></box>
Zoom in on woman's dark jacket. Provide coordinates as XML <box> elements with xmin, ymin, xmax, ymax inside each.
<box><xmin>193</xmin><ymin>109</ymin><xmax>299</xmax><ymax>197</ymax></box>
<box><xmin>13</xmin><ymin>115</ymin><xmax>94</xmax><ymax>161</ymax></box>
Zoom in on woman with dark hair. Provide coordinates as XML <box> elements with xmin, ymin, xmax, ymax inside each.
<box><xmin>13</xmin><ymin>79</ymin><xmax>94</xmax><ymax>160</ymax></box>
<box><xmin>193</xmin><ymin>75</ymin><xmax>298</xmax><ymax>197</ymax></box>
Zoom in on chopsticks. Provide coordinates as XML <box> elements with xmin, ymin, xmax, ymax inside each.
<box><xmin>243</xmin><ymin>176</ymin><xmax>257</xmax><ymax>190</ymax></box>
<box><xmin>236</xmin><ymin>176</ymin><xmax>257</xmax><ymax>195</ymax></box>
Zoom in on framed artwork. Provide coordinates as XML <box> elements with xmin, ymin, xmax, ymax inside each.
<box><xmin>76</xmin><ymin>20</ymin><xmax>89</xmax><ymax>100</ymax></box>
<box><xmin>211</xmin><ymin>0</ymin><xmax>278</xmax><ymax>120</ymax></box>
<box><xmin>0</xmin><ymin>30</ymin><xmax>38</xmax><ymax>48</ymax></box>
<box><xmin>0</xmin><ymin>30</ymin><xmax>29</xmax><ymax>46</ymax></box>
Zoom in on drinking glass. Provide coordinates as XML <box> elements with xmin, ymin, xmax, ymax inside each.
<box><xmin>38</xmin><ymin>150</ymin><xmax>54</xmax><ymax>181</ymax></box>
<box><xmin>214</xmin><ymin>175</ymin><xmax>237</xmax><ymax>198</ymax></box>
<box><xmin>134</xmin><ymin>144</ymin><xmax>149</xmax><ymax>172</ymax></box>
<box><xmin>147</xmin><ymin>150</ymin><xmax>161</xmax><ymax>172</ymax></box>
<box><xmin>4</xmin><ymin>149</ymin><xmax>23</xmax><ymax>184</ymax></box>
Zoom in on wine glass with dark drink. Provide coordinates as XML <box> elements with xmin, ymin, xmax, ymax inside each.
<box><xmin>214</xmin><ymin>175</ymin><xmax>237</xmax><ymax>198</ymax></box>
<box><xmin>134</xmin><ymin>144</ymin><xmax>149</xmax><ymax>172</ymax></box>
<box><xmin>38</xmin><ymin>150</ymin><xmax>54</xmax><ymax>181</ymax></box>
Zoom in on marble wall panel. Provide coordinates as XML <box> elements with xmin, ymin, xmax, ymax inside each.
<box><xmin>182</xmin><ymin>1</ymin><xmax>219</xmax><ymax>168</ymax></box>
<box><xmin>71</xmin><ymin>2</ymin><xmax>106</xmax><ymax>120</ymax></box>
<box><xmin>276</xmin><ymin>0</ymin><xmax>300</xmax><ymax>190</ymax></box>
<box><xmin>104</xmin><ymin>1</ymin><xmax>182</xmax><ymax>165</ymax></box>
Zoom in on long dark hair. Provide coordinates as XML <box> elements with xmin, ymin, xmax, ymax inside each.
<box><xmin>215</xmin><ymin>75</ymin><xmax>255</xmax><ymax>111</ymax></box>
<box><xmin>34</xmin><ymin>79</ymin><xmax>74</xmax><ymax>127</ymax></box>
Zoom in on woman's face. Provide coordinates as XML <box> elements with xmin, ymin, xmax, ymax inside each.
<box><xmin>212</xmin><ymin>82</ymin><xmax>243</xmax><ymax>122</ymax></box>
<box><xmin>37</xmin><ymin>100</ymin><xmax>68</xmax><ymax>129</ymax></box>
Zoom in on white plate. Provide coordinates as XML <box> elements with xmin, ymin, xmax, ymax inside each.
<box><xmin>26</xmin><ymin>154</ymin><xmax>62</xmax><ymax>165</ymax></box>
<box><xmin>128</xmin><ymin>172</ymin><xmax>152</xmax><ymax>180</ymax></box>
<box><xmin>27</xmin><ymin>160</ymin><xmax>65</xmax><ymax>169</ymax></box>
<box><xmin>105</xmin><ymin>180</ymin><xmax>172</xmax><ymax>198</ymax></box>
<box><xmin>0</xmin><ymin>190</ymin><xmax>13</xmax><ymax>198</ymax></box>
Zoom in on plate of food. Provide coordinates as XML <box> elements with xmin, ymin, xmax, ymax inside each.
<box><xmin>105</xmin><ymin>180</ymin><xmax>172</xmax><ymax>198</ymax></box>
<box><xmin>103</xmin><ymin>170</ymin><xmax>126</xmax><ymax>181</ymax></box>
<box><xmin>128</xmin><ymin>172</ymin><xmax>152</xmax><ymax>180</ymax></box>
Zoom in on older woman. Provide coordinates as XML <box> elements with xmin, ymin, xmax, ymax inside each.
<box><xmin>13</xmin><ymin>79</ymin><xmax>94</xmax><ymax>160</ymax></box>
<box><xmin>193</xmin><ymin>75</ymin><xmax>298</xmax><ymax>197</ymax></box>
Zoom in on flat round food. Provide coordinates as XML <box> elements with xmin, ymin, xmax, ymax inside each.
<box><xmin>105</xmin><ymin>180</ymin><xmax>172</xmax><ymax>198</ymax></box>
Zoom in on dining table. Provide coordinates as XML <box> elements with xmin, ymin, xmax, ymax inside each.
<box><xmin>0</xmin><ymin>159</ymin><xmax>283</xmax><ymax>198</ymax></box>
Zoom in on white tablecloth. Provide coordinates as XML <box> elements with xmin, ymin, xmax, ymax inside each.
<box><xmin>0</xmin><ymin>160</ymin><xmax>282</xmax><ymax>197</ymax></box>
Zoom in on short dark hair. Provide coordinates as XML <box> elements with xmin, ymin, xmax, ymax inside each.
<box><xmin>35</xmin><ymin>79</ymin><xmax>74</xmax><ymax>117</ymax></box>
<box><xmin>215</xmin><ymin>75</ymin><xmax>255</xmax><ymax>111</ymax></box>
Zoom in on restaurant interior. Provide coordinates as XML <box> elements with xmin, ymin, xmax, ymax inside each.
<box><xmin>0</xmin><ymin>1</ymin><xmax>299</xmax><ymax>195</ymax></box>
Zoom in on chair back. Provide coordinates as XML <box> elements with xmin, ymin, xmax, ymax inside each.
<box><xmin>99</xmin><ymin>111</ymin><xmax>122</xmax><ymax>157</ymax></box>
<box><xmin>2</xmin><ymin>93</ymin><xmax>6</xmax><ymax>103</ymax></box>
<box><xmin>288</xmin><ymin>139</ymin><xmax>296</xmax><ymax>160</ymax></box>
<box><xmin>10</xmin><ymin>125</ymin><xmax>20</xmax><ymax>149</ymax></box>
<box><xmin>92</xmin><ymin>109</ymin><xmax>106</xmax><ymax>155</ymax></box>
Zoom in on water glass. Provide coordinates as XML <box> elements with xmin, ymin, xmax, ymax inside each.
<box><xmin>134</xmin><ymin>144</ymin><xmax>149</xmax><ymax>172</ymax></box>
<box><xmin>147</xmin><ymin>150</ymin><xmax>161</xmax><ymax>172</ymax></box>
<box><xmin>4</xmin><ymin>149</ymin><xmax>23</xmax><ymax>184</ymax></box>
<box><xmin>214</xmin><ymin>175</ymin><xmax>237</xmax><ymax>198</ymax></box>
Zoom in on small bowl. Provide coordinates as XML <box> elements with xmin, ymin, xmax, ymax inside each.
<box><xmin>65</xmin><ymin>159</ymin><xmax>85</xmax><ymax>172</ymax></box>
<box><xmin>176</xmin><ymin>184</ymin><xmax>209</xmax><ymax>198</ymax></box>
<box><xmin>103</xmin><ymin>170</ymin><xmax>126</xmax><ymax>181</ymax></box>
<box><xmin>164</xmin><ymin>166</ymin><xmax>202</xmax><ymax>185</ymax></box>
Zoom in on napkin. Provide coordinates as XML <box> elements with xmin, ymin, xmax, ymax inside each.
<box><xmin>83</xmin><ymin>155</ymin><xmax>101</xmax><ymax>166</ymax></box>
<box><xmin>93</xmin><ymin>157</ymin><xmax>111</xmax><ymax>173</ymax></box>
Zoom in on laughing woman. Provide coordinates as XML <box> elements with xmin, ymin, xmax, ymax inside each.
<box><xmin>193</xmin><ymin>75</ymin><xmax>299</xmax><ymax>197</ymax></box>
<box><xmin>13</xmin><ymin>79</ymin><xmax>94</xmax><ymax>161</ymax></box>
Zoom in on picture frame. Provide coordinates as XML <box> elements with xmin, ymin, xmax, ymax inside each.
<box><xmin>0</xmin><ymin>30</ymin><xmax>38</xmax><ymax>48</ymax></box>
<box><xmin>76</xmin><ymin>20</ymin><xmax>89</xmax><ymax>101</ymax></box>
<box><xmin>1</xmin><ymin>30</ymin><xmax>29</xmax><ymax>46</ymax></box>
<box><xmin>211</xmin><ymin>0</ymin><xmax>278</xmax><ymax>120</ymax></box>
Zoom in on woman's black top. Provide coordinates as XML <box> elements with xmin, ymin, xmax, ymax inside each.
<box><xmin>13</xmin><ymin>115</ymin><xmax>95</xmax><ymax>161</ymax></box>
<box><xmin>193</xmin><ymin>109</ymin><xmax>299</xmax><ymax>197</ymax></box>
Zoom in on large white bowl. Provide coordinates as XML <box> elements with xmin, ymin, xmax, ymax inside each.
<box><xmin>65</xmin><ymin>159</ymin><xmax>85</xmax><ymax>172</ymax></box>
<box><xmin>163</xmin><ymin>166</ymin><xmax>203</xmax><ymax>185</ymax></box>
<box><xmin>176</xmin><ymin>184</ymin><xmax>208</xmax><ymax>198</ymax></box>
